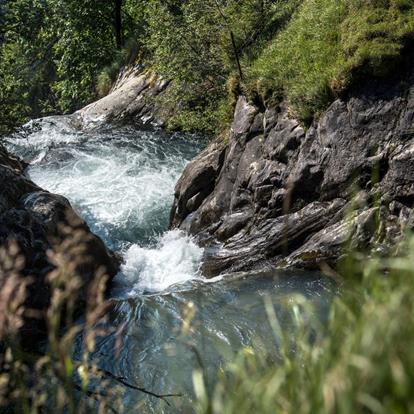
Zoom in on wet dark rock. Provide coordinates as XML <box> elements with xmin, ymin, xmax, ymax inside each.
<box><xmin>170</xmin><ymin>139</ymin><xmax>227</xmax><ymax>228</ymax></box>
<box><xmin>0</xmin><ymin>146</ymin><xmax>120</xmax><ymax>341</ymax></box>
<box><xmin>171</xmin><ymin>68</ymin><xmax>414</xmax><ymax>276</ymax></box>
<box><xmin>0</xmin><ymin>145</ymin><xmax>27</xmax><ymax>172</ymax></box>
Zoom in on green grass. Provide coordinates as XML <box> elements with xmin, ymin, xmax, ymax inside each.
<box><xmin>247</xmin><ymin>0</ymin><xmax>414</xmax><ymax>124</ymax></box>
<box><xmin>195</xmin><ymin>237</ymin><xmax>414</xmax><ymax>414</ymax></box>
<box><xmin>150</xmin><ymin>0</ymin><xmax>414</xmax><ymax>132</ymax></box>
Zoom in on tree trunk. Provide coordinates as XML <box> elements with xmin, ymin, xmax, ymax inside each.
<box><xmin>230</xmin><ymin>31</ymin><xmax>243</xmax><ymax>81</ymax></box>
<box><xmin>114</xmin><ymin>0</ymin><xmax>123</xmax><ymax>49</ymax></box>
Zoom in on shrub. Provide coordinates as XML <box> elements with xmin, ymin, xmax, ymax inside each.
<box><xmin>96</xmin><ymin>38</ymin><xmax>141</xmax><ymax>98</ymax></box>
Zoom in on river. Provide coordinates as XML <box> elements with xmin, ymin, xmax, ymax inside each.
<box><xmin>6</xmin><ymin>118</ymin><xmax>336</xmax><ymax>413</ymax></box>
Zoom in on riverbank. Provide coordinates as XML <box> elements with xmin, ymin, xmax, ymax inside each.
<box><xmin>170</xmin><ymin>51</ymin><xmax>414</xmax><ymax>276</ymax></box>
<box><xmin>0</xmin><ymin>140</ymin><xmax>119</xmax><ymax>344</ymax></box>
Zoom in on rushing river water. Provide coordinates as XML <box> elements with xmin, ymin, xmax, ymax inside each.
<box><xmin>6</xmin><ymin>117</ymin><xmax>336</xmax><ymax>413</ymax></box>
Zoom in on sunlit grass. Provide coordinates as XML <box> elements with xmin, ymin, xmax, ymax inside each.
<box><xmin>248</xmin><ymin>0</ymin><xmax>414</xmax><ymax>123</ymax></box>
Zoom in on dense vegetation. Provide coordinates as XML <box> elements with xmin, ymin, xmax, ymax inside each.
<box><xmin>250</xmin><ymin>0</ymin><xmax>414</xmax><ymax>122</ymax></box>
<box><xmin>1</xmin><ymin>0</ymin><xmax>413</xmax><ymax>135</ymax></box>
<box><xmin>195</xmin><ymin>241</ymin><xmax>414</xmax><ymax>413</ymax></box>
<box><xmin>0</xmin><ymin>0</ymin><xmax>123</xmax><ymax>134</ymax></box>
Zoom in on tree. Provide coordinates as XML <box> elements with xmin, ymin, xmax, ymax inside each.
<box><xmin>0</xmin><ymin>0</ymin><xmax>121</xmax><ymax>128</ymax></box>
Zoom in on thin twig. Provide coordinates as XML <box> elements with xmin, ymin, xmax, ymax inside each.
<box><xmin>212</xmin><ymin>0</ymin><xmax>244</xmax><ymax>80</ymax></box>
<box><xmin>213</xmin><ymin>0</ymin><xmax>229</xmax><ymax>26</ymax></box>
<box><xmin>97</xmin><ymin>368</ymin><xmax>182</xmax><ymax>406</ymax></box>
<box><xmin>74</xmin><ymin>362</ymin><xmax>182</xmax><ymax>407</ymax></box>
<box><xmin>189</xmin><ymin>343</ymin><xmax>205</xmax><ymax>371</ymax></box>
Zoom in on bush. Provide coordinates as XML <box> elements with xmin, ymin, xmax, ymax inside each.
<box><xmin>96</xmin><ymin>38</ymin><xmax>141</xmax><ymax>98</ymax></box>
<box><xmin>96</xmin><ymin>71</ymin><xmax>113</xmax><ymax>98</ymax></box>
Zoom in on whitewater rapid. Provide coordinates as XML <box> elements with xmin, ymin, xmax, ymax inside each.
<box><xmin>6</xmin><ymin>119</ymin><xmax>204</xmax><ymax>294</ymax></box>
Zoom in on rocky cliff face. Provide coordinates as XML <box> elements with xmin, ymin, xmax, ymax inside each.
<box><xmin>171</xmin><ymin>67</ymin><xmax>414</xmax><ymax>276</ymax></box>
<box><xmin>0</xmin><ymin>146</ymin><xmax>119</xmax><ymax>341</ymax></box>
<box><xmin>77</xmin><ymin>65</ymin><xmax>171</xmax><ymax>129</ymax></box>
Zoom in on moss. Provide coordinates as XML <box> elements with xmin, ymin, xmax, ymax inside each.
<box><xmin>96</xmin><ymin>71</ymin><xmax>112</xmax><ymax>98</ymax></box>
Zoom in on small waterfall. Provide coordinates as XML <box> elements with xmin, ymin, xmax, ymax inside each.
<box><xmin>122</xmin><ymin>230</ymin><xmax>204</xmax><ymax>294</ymax></box>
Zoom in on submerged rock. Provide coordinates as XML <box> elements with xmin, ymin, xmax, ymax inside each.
<box><xmin>171</xmin><ymin>66</ymin><xmax>414</xmax><ymax>276</ymax></box>
<box><xmin>0</xmin><ymin>146</ymin><xmax>120</xmax><ymax>342</ymax></box>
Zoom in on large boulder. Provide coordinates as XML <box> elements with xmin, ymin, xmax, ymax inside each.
<box><xmin>77</xmin><ymin>66</ymin><xmax>171</xmax><ymax>129</ymax></box>
<box><xmin>0</xmin><ymin>146</ymin><xmax>120</xmax><ymax>341</ymax></box>
<box><xmin>170</xmin><ymin>60</ymin><xmax>414</xmax><ymax>276</ymax></box>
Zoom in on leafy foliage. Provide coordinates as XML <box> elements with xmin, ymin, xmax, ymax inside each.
<box><xmin>0</xmin><ymin>0</ymin><xmax>55</xmax><ymax>134</ymax></box>
<box><xmin>0</xmin><ymin>0</ymin><xmax>132</xmax><ymax>133</ymax></box>
<box><xmin>138</xmin><ymin>0</ymin><xmax>414</xmax><ymax>130</ymax></box>
<box><xmin>141</xmin><ymin>0</ymin><xmax>297</xmax><ymax>133</ymax></box>
<box><xmin>1</xmin><ymin>0</ymin><xmax>413</xmax><ymax>134</ymax></box>
<box><xmin>50</xmin><ymin>0</ymin><xmax>116</xmax><ymax>112</ymax></box>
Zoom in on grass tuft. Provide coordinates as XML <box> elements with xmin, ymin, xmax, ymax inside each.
<box><xmin>195</xmin><ymin>235</ymin><xmax>414</xmax><ymax>413</ymax></box>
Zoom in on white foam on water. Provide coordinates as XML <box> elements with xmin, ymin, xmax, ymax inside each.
<box><xmin>21</xmin><ymin>117</ymin><xmax>84</xmax><ymax>149</ymax></box>
<box><xmin>7</xmin><ymin>121</ymin><xmax>205</xmax><ymax>294</ymax></box>
<box><xmin>27</xmin><ymin>145</ymin><xmax>182</xmax><ymax>242</ymax></box>
<box><xmin>122</xmin><ymin>230</ymin><xmax>204</xmax><ymax>293</ymax></box>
